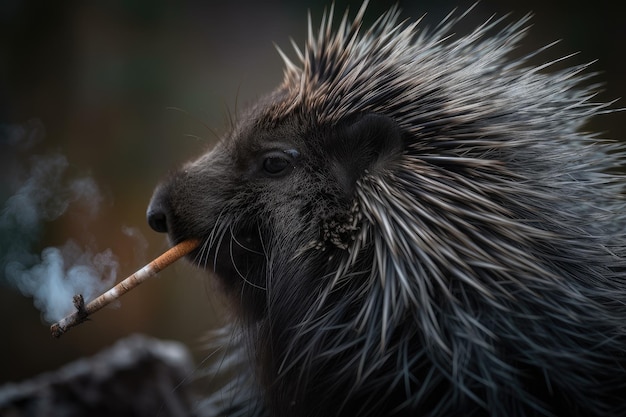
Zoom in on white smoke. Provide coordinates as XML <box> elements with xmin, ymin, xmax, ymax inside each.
<box><xmin>122</xmin><ymin>225</ymin><xmax>148</xmax><ymax>266</ymax></box>
<box><xmin>5</xmin><ymin>242</ymin><xmax>118</xmax><ymax>323</ymax></box>
<box><xmin>1</xmin><ymin>120</ymin><xmax>119</xmax><ymax>323</ymax></box>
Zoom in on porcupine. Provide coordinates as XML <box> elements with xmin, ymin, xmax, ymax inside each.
<box><xmin>146</xmin><ymin>2</ymin><xmax>626</xmax><ymax>417</ymax></box>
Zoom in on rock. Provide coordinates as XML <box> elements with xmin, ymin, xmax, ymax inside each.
<box><xmin>0</xmin><ymin>334</ymin><xmax>195</xmax><ymax>417</ymax></box>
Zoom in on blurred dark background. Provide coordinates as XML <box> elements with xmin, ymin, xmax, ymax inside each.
<box><xmin>1</xmin><ymin>0</ymin><xmax>624</xmax><ymax>388</ymax></box>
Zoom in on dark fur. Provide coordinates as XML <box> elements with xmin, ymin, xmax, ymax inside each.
<box><xmin>148</xmin><ymin>3</ymin><xmax>626</xmax><ymax>417</ymax></box>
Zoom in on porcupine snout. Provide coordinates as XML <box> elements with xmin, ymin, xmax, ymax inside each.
<box><xmin>147</xmin><ymin>184</ymin><xmax>170</xmax><ymax>234</ymax></box>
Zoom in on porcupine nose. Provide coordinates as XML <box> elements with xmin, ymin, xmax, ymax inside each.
<box><xmin>147</xmin><ymin>185</ymin><xmax>169</xmax><ymax>233</ymax></box>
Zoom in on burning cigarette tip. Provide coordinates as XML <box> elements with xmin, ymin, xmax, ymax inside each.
<box><xmin>50</xmin><ymin>294</ymin><xmax>89</xmax><ymax>338</ymax></box>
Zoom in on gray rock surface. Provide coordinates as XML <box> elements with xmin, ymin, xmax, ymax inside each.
<box><xmin>0</xmin><ymin>334</ymin><xmax>195</xmax><ymax>417</ymax></box>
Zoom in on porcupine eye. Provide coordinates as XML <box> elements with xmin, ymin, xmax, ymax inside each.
<box><xmin>261</xmin><ymin>149</ymin><xmax>300</xmax><ymax>177</ymax></box>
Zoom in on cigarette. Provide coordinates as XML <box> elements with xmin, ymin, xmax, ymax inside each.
<box><xmin>50</xmin><ymin>239</ymin><xmax>200</xmax><ymax>338</ymax></box>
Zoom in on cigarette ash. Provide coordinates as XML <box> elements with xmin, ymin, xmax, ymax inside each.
<box><xmin>1</xmin><ymin>120</ymin><xmax>119</xmax><ymax>323</ymax></box>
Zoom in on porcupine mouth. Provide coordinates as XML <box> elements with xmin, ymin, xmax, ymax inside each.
<box><xmin>178</xmin><ymin>225</ymin><xmax>267</xmax><ymax>289</ymax></box>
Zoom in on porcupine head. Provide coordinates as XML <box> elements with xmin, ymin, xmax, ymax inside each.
<box><xmin>147</xmin><ymin>2</ymin><xmax>626</xmax><ymax>417</ymax></box>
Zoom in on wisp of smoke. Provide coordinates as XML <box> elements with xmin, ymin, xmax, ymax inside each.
<box><xmin>122</xmin><ymin>225</ymin><xmax>148</xmax><ymax>267</ymax></box>
<box><xmin>5</xmin><ymin>242</ymin><xmax>118</xmax><ymax>323</ymax></box>
<box><xmin>0</xmin><ymin>120</ymin><xmax>119</xmax><ymax>323</ymax></box>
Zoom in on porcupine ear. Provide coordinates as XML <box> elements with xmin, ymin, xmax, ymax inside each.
<box><xmin>328</xmin><ymin>113</ymin><xmax>404</xmax><ymax>195</ymax></box>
